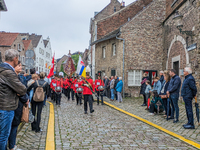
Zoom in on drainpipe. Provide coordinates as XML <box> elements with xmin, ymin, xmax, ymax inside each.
<box><xmin>116</xmin><ymin>32</ymin><xmax>125</xmax><ymax>98</ymax></box>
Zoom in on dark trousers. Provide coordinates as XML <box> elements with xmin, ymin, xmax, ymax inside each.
<box><xmin>67</xmin><ymin>88</ymin><xmax>71</xmax><ymax>100</ymax></box>
<box><xmin>84</xmin><ymin>95</ymin><xmax>93</xmax><ymax>112</ymax></box>
<box><xmin>145</xmin><ymin>93</ymin><xmax>150</xmax><ymax>104</ymax></box>
<box><xmin>183</xmin><ymin>97</ymin><xmax>194</xmax><ymax>126</ymax></box>
<box><xmin>149</xmin><ymin>103</ymin><xmax>156</xmax><ymax>113</ymax></box>
<box><xmin>56</xmin><ymin>93</ymin><xmax>61</xmax><ymax>105</ymax></box>
<box><xmin>31</xmin><ymin>101</ymin><xmax>43</xmax><ymax>132</ymax></box>
<box><xmin>8</xmin><ymin>125</ymin><xmax>18</xmax><ymax>149</ymax></box>
<box><xmin>115</xmin><ymin>91</ymin><xmax>118</xmax><ymax>100</ymax></box>
<box><xmin>71</xmin><ymin>88</ymin><xmax>75</xmax><ymax>100</ymax></box>
<box><xmin>76</xmin><ymin>93</ymin><xmax>82</xmax><ymax>105</ymax></box>
<box><xmin>163</xmin><ymin>98</ymin><xmax>171</xmax><ymax>116</ymax></box>
<box><xmin>107</xmin><ymin>89</ymin><xmax>111</xmax><ymax>98</ymax></box>
<box><xmin>52</xmin><ymin>91</ymin><xmax>56</xmax><ymax>101</ymax></box>
<box><xmin>64</xmin><ymin>88</ymin><xmax>68</xmax><ymax>97</ymax></box>
<box><xmin>97</xmin><ymin>91</ymin><xmax>103</xmax><ymax>104</ymax></box>
<box><xmin>170</xmin><ymin>94</ymin><xmax>179</xmax><ymax>120</ymax></box>
<box><xmin>143</xmin><ymin>94</ymin><xmax>146</xmax><ymax>104</ymax></box>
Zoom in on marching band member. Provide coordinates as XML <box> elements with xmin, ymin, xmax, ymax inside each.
<box><xmin>67</xmin><ymin>76</ymin><xmax>72</xmax><ymax>100</ymax></box>
<box><xmin>55</xmin><ymin>75</ymin><xmax>63</xmax><ymax>106</ymax></box>
<box><xmin>82</xmin><ymin>66</ymin><xmax>95</xmax><ymax>114</ymax></box>
<box><xmin>95</xmin><ymin>75</ymin><xmax>105</xmax><ymax>105</ymax></box>
<box><xmin>70</xmin><ymin>76</ymin><xmax>76</xmax><ymax>101</ymax></box>
<box><xmin>50</xmin><ymin>76</ymin><xmax>57</xmax><ymax>102</ymax></box>
<box><xmin>74</xmin><ymin>77</ymin><xmax>83</xmax><ymax>105</ymax></box>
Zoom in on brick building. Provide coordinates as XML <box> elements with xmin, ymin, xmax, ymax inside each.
<box><xmin>56</xmin><ymin>55</ymin><xmax>68</xmax><ymax>73</ymax></box>
<box><xmin>162</xmin><ymin>0</ymin><xmax>200</xmax><ymax>97</ymax></box>
<box><xmin>89</xmin><ymin>0</ymin><xmax>122</xmax><ymax>79</ymax></box>
<box><xmin>0</xmin><ymin>32</ymin><xmax>26</xmax><ymax>69</ymax></box>
<box><xmin>91</xmin><ymin>0</ymin><xmax>166</xmax><ymax>97</ymax></box>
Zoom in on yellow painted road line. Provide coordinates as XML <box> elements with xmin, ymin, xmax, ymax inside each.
<box><xmin>102</xmin><ymin>101</ymin><xmax>200</xmax><ymax>149</ymax></box>
<box><xmin>46</xmin><ymin>101</ymin><xmax>55</xmax><ymax>150</ymax></box>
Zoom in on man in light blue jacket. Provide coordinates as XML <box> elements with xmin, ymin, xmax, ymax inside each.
<box><xmin>115</xmin><ymin>77</ymin><xmax>123</xmax><ymax>103</ymax></box>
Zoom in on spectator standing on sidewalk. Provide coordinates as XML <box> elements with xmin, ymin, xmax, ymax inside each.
<box><xmin>104</xmin><ymin>76</ymin><xmax>109</xmax><ymax>96</ymax></box>
<box><xmin>167</xmin><ymin>69</ymin><xmax>181</xmax><ymax>123</ymax></box>
<box><xmin>181</xmin><ymin>67</ymin><xmax>197</xmax><ymax>129</ymax></box>
<box><xmin>140</xmin><ymin>73</ymin><xmax>149</xmax><ymax>106</ymax></box>
<box><xmin>114</xmin><ymin>76</ymin><xmax>119</xmax><ymax>101</ymax></box>
<box><xmin>0</xmin><ymin>49</ymin><xmax>27</xmax><ymax>150</ymax></box>
<box><xmin>144</xmin><ymin>80</ymin><xmax>151</xmax><ymax>106</ymax></box>
<box><xmin>159</xmin><ymin>71</ymin><xmax>164</xmax><ymax>85</ymax></box>
<box><xmin>115</xmin><ymin>77</ymin><xmax>123</xmax><ymax>103</ymax></box>
<box><xmin>28</xmin><ymin>72</ymin><xmax>48</xmax><ymax>133</ymax></box>
<box><xmin>8</xmin><ymin>61</ymin><xmax>29</xmax><ymax>150</ymax></box>
<box><xmin>107</xmin><ymin>77</ymin><xmax>111</xmax><ymax>98</ymax></box>
<box><xmin>110</xmin><ymin>76</ymin><xmax>115</xmax><ymax>101</ymax></box>
<box><xmin>159</xmin><ymin>71</ymin><xmax>171</xmax><ymax>118</ymax></box>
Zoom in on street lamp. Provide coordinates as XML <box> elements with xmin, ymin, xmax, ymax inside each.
<box><xmin>173</xmin><ymin>10</ymin><xmax>194</xmax><ymax>37</ymax></box>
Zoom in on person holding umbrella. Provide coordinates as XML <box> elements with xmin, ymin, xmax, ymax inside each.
<box><xmin>181</xmin><ymin>67</ymin><xmax>197</xmax><ymax>129</ymax></box>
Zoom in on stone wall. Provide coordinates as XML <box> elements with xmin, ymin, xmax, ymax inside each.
<box><xmin>119</xmin><ymin>0</ymin><xmax>166</xmax><ymax>97</ymax></box>
<box><xmin>97</xmin><ymin>0</ymin><xmax>153</xmax><ymax>40</ymax></box>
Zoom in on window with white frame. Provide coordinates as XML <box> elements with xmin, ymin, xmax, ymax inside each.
<box><xmin>112</xmin><ymin>43</ymin><xmax>116</xmax><ymax>56</ymax></box>
<box><xmin>128</xmin><ymin>70</ymin><xmax>142</xmax><ymax>86</ymax></box>
<box><xmin>18</xmin><ymin>44</ymin><xmax>21</xmax><ymax>51</ymax></box>
<box><xmin>102</xmin><ymin>46</ymin><xmax>106</xmax><ymax>58</ymax></box>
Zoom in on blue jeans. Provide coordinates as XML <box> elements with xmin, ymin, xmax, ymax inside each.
<box><xmin>8</xmin><ymin>125</ymin><xmax>18</xmax><ymax>149</ymax></box>
<box><xmin>0</xmin><ymin>110</ymin><xmax>14</xmax><ymax>150</ymax></box>
<box><xmin>29</xmin><ymin>89</ymin><xmax>34</xmax><ymax>103</ymax></box>
<box><xmin>111</xmin><ymin>89</ymin><xmax>114</xmax><ymax>100</ymax></box>
<box><xmin>170</xmin><ymin>94</ymin><xmax>179</xmax><ymax>120</ymax></box>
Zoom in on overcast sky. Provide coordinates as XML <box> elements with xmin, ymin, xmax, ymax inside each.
<box><xmin>0</xmin><ymin>0</ymin><xmax>135</xmax><ymax>59</ymax></box>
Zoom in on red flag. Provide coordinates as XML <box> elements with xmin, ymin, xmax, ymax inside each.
<box><xmin>47</xmin><ymin>54</ymin><xmax>54</xmax><ymax>78</ymax></box>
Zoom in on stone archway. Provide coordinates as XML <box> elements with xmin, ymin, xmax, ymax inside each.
<box><xmin>166</xmin><ymin>35</ymin><xmax>190</xmax><ymax>73</ymax></box>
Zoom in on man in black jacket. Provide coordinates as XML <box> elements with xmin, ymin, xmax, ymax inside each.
<box><xmin>181</xmin><ymin>67</ymin><xmax>197</xmax><ymax>129</ymax></box>
<box><xmin>0</xmin><ymin>49</ymin><xmax>27</xmax><ymax>150</ymax></box>
<box><xmin>114</xmin><ymin>76</ymin><xmax>119</xmax><ymax>100</ymax></box>
<box><xmin>28</xmin><ymin>72</ymin><xmax>48</xmax><ymax>133</ymax></box>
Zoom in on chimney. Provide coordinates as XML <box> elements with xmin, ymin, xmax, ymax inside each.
<box><xmin>120</xmin><ymin>1</ymin><xmax>125</xmax><ymax>9</ymax></box>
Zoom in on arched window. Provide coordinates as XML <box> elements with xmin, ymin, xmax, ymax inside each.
<box><xmin>114</xmin><ymin>7</ymin><xmax>116</xmax><ymax>12</ymax></box>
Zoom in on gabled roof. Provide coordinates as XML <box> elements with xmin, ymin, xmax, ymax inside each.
<box><xmin>0</xmin><ymin>32</ymin><xmax>19</xmax><ymax>47</ymax></box>
<box><xmin>0</xmin><ymin>0</ymin><xmax>7</xmax><ymax>11</ymax></box>
<box><xmin>29</xmin><ymin>34</ymin><xmax>42</xmax><ymax>48</ymax></box>
<box><xmin>91</xmin><ymin>28</ymin><xmax>120</xmax><ymax>45</ymax></box>
<box><xmin>23</xmin><ymin>40</ymin><xmax>31</xmax><ymax>50</ymax></box>
<box><xmin>43</xmin><ymin>40</ymin><xmax>49</xmax><ymax>47</ymax></box>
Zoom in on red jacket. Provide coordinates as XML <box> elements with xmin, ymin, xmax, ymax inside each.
<box><xmin>74</xmin><ymin>81</ymin><xmax>83</xmax><ymax>93</ymax></box>
<box><xmin>56</xmin><ymin>80</ymin><xmax>63</xmax><ymax>88</ymax></box>
<box><xmin>70</xmin><ymin>79</ymin><xmax>76</xmax><ymax>89</ymax></box>
<box><xmin>50</xmin><ymin>79</ymin><xmax>57</xmax><ymax>91</ymax></box>
<box><xmin>63</xmin><ymin>79</ymin><xmax>70</xmax><ymax>89</ymax></box>
<box><xmin>95</xmin><ymin>79</ymin><xmax>104</xmax><ymax>91</ymax></box>
<box><xmin>82</xmin><ymin>78</ymin><xmax>94</xmax><ymax>95</ymax></box>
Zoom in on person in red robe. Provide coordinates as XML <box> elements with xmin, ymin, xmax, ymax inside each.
<box><xmin>50</xmin><ymin>76</ymin><xmax>57</xmax><ymax>102</ymax></box>
<box><xmin>95</xmin><ymin>75</ymin><xmax>105</xmax><ymax>105</ymax></box>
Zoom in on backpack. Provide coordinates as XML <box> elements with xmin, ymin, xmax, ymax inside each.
<box><xmin>33</xmin><ymin>80</ymin><xmax>47</xmax><ymax>102</ymax></box>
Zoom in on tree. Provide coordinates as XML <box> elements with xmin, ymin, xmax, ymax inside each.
<box><xmin>59</xmin><ymin>61</ymin><xmax>67</xmax><ymax>76</ymax></box>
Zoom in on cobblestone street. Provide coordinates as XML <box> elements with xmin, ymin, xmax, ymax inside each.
<box><xmin>15</xmin><ymin>95</ymin><xmax>198</xmax><ymax>149</ymax></box>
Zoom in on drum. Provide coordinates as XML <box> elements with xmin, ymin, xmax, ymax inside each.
<box><xmin>76</xmin><ymin>88</ymin><xmax>83</xmax><ymax>93</ymax></box>
<box><xmin>55</xmin><ymin>86</ymin><xmax>62</xmax><ymax>92</ymax></box>
<box><xmin>98</xmin><ymin>86</ymin><xmax>104</xmax><ymax>91</ymax></box>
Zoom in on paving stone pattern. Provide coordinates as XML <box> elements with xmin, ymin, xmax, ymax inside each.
<box><xmin>16</xmin><ymin>102</ymin><xmax>49</xmax><ymax>150</ymax></box>
<box><xmin>54</xmin><ymin>95</ymin><xmax>196</xmax><ymax>149</ymax></box>
<box><xmin>103</xmin><ymin>96</ymin><xmax>200</xmax><ymax>145</ymax></box>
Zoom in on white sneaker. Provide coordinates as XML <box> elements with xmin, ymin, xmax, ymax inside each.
<box><xmin>148</xmin><ymin>113</ymin><xmax>154</xmax><ymax>115</ymax></box>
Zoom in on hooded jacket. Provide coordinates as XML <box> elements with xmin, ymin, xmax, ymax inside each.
<box><xmin>0</xmin><ymin>63</ymin><xmax>27</xmax><ymax>111</ymax></box>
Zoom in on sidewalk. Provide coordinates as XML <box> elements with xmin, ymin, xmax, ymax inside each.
<box><xmin>103</xmin><ymin>96</ymin><xmax>200</xmax><ymax>145</ymax></box>
<box><xmin>15</xmin><ymin>102</ymin><xmax>49</xmax><ymax>150</ymax></box>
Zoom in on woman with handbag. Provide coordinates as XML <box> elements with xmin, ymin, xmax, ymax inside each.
<box><xmin>7</xmin><ymin>61</ymin><xmax>29</xmax><ymax>150</ymax></box>
<box><xmin>159</xmin><ymin>71</ymin><xmax>171</xmax><ymax>118</ymax></box>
